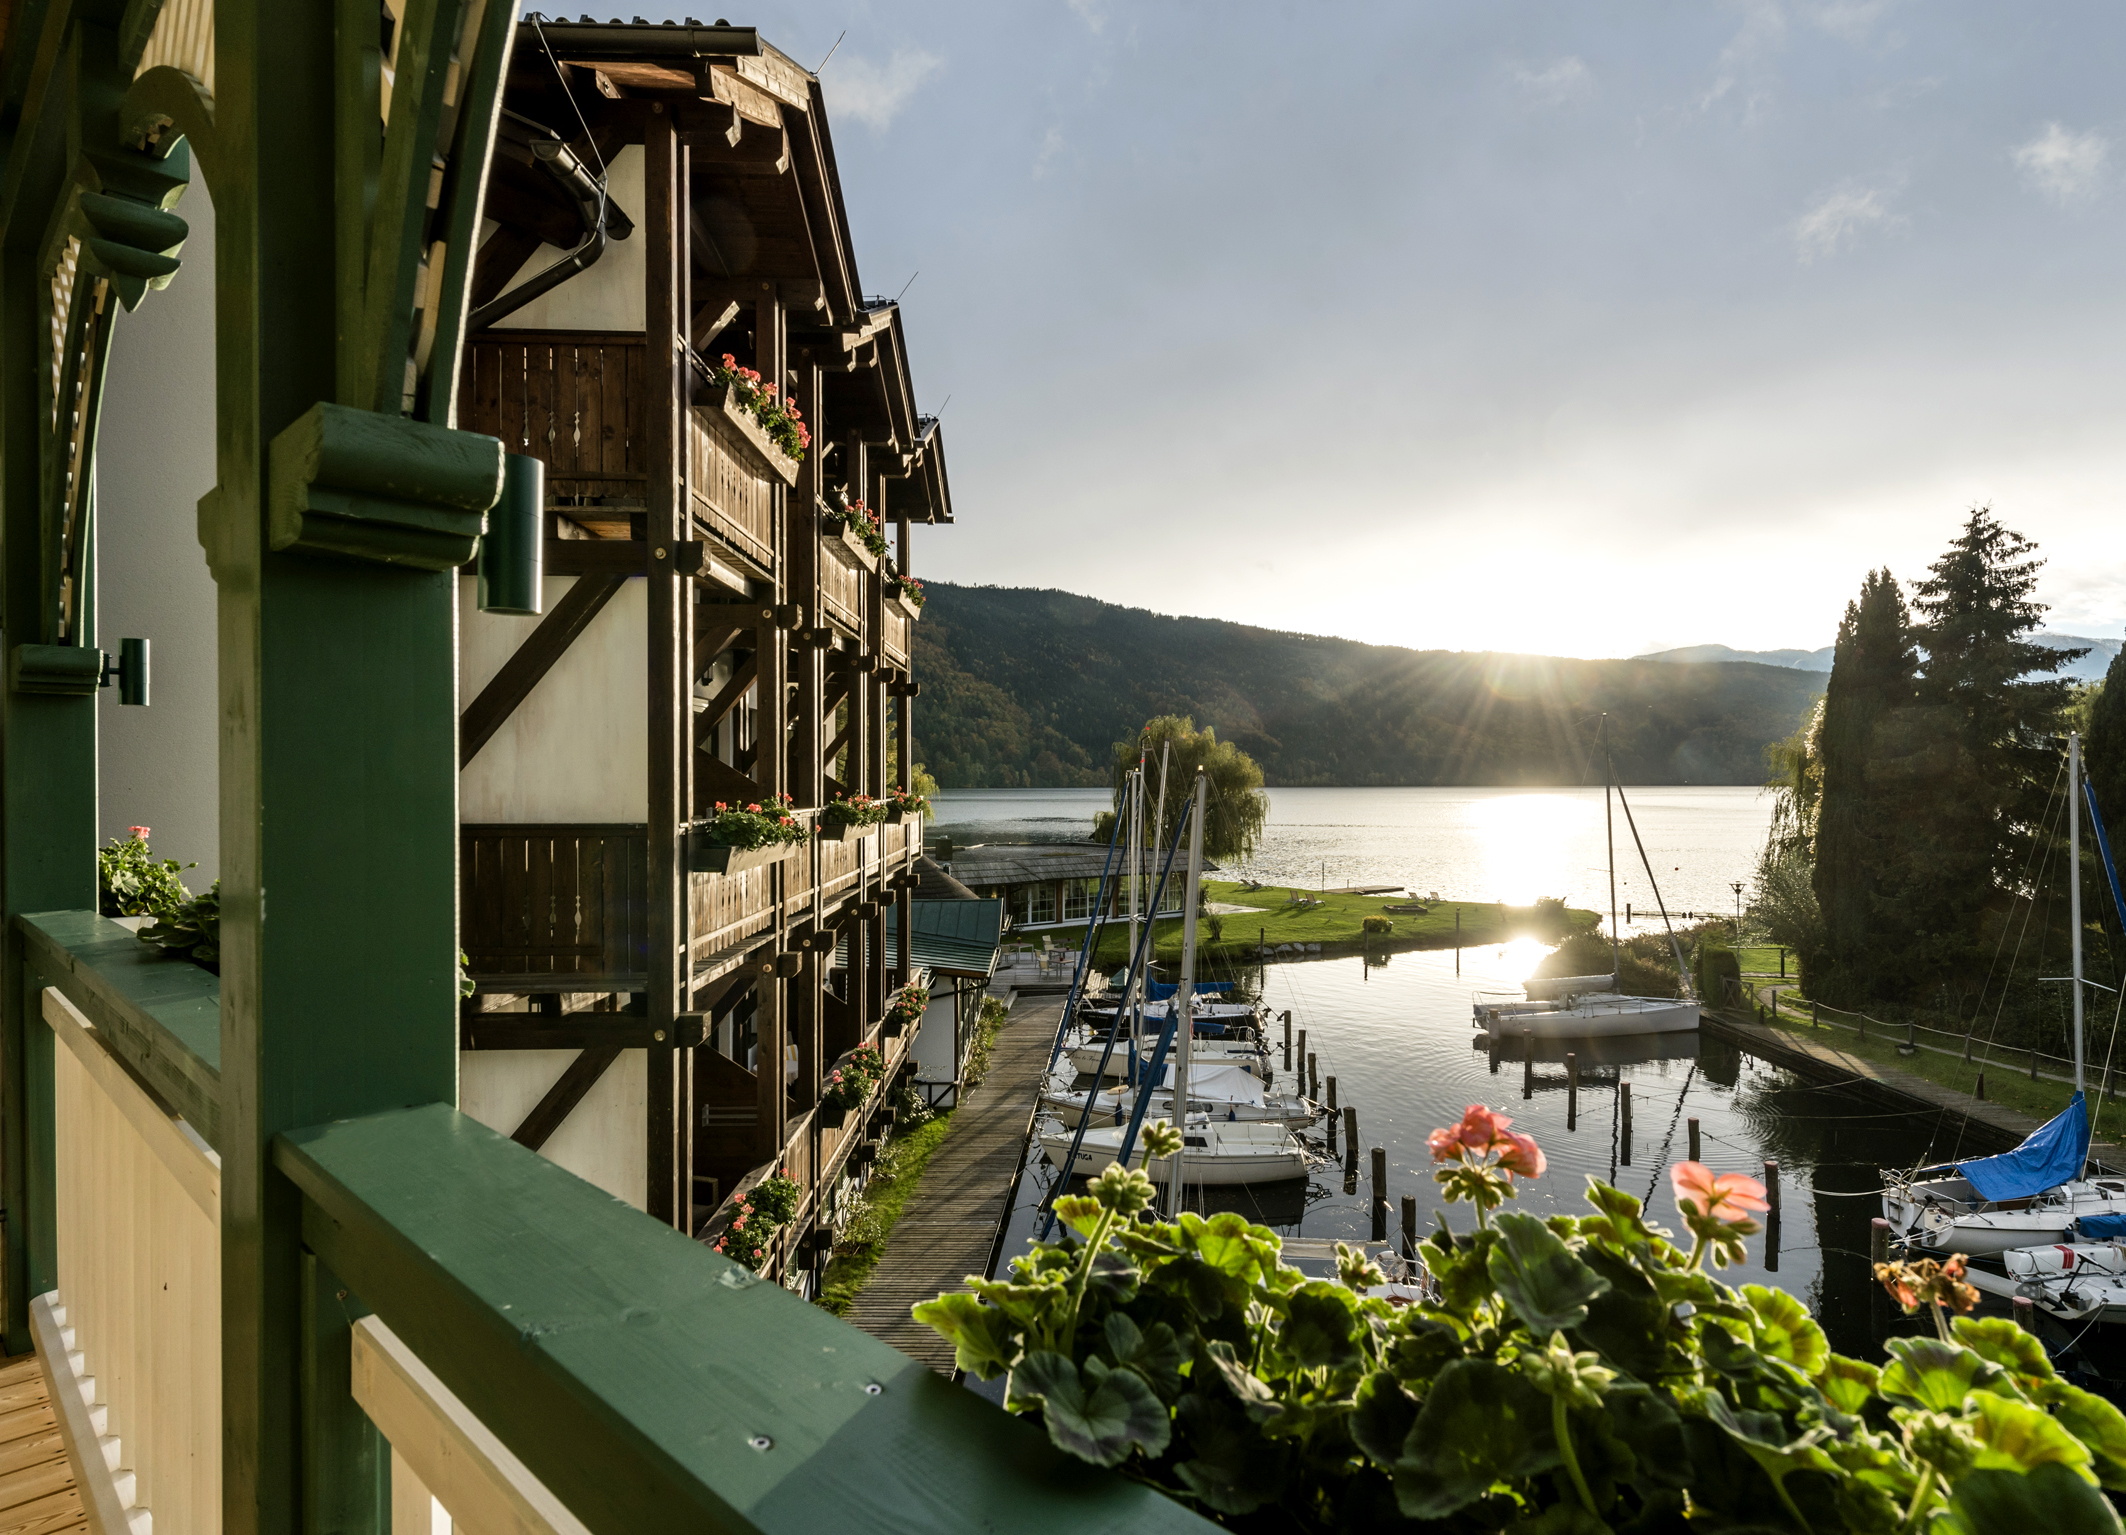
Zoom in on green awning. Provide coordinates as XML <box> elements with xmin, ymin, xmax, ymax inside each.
<box><xmin>884</xmin><ymin>898</ymin><xmax>1005</xmax><ymax>978</ymax></box>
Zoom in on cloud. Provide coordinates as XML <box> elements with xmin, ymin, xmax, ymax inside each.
<box><xmin>1512</xmin><ymin>57</ymin><xmax>1591</xmax><ymax>105</ymax></box>
<box><xmin>825</xmin><ymin>47</ymin><xmax>943</xmax><ymax>132</ymax></box>
<box><xmin>1066</xmin><ymin>0</ymin><xmax>1105</xmax><ymax>34</ymax></box>
<box><xmin>1792</xmin><ymin>185</ymin><xmax>1901</xmax><ymax>262</ymax></box>
<box><xmin>1033</xmin><ymin>126</ymin><xmax>1066</xmax><ymax>179</ymax></box>
<box><xmin>1807</xmin><ymin>0</ymin><xmax>1902</xmax><ymax>45</ymax></box>
<box><xmin>1701</xmin><ymin>0</ymin><xmax>1786</xmax><ymax>114</ymax></box>
<box><xmin>2013</xmin><ymin>123</ymin><xmax>2109</xmax><ymax>206</ymax></box>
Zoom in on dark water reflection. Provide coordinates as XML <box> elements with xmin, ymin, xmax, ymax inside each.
<box><xmin>993</xmin><ymin>944</ymin><xmax>2003</xmax><ymax>1363</ymax></box>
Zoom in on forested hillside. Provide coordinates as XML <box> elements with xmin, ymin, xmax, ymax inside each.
<box><xmin>911</xmin><ymin>583</ymin><xmax>1826</xmax><ymax>788</ymax></box>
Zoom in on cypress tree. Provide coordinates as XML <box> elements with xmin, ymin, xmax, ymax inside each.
<box><xmin>1810</xmin><ymin>569</ymin><xmax>1917</xmax><ymax>1003</ymax></box>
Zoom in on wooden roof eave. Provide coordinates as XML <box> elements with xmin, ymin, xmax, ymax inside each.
<box><xmin>887</xmin><ymin>420</ymin><xmax>953</xmax><ymax>525</ymax></box>
<box><xmin>787</xmin><ymin>76</ymin><xmax>861</xmax><ymax>325</ymax></box>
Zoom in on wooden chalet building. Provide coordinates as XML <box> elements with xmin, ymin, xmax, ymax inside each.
<box><xmin>451</xmin><ymin>18</ymin><xmax>952</xmax><ymax>1281</ymax></box>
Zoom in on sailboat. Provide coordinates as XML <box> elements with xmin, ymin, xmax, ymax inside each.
<box><xmin>1472</xmin><ymin>720</ymin><xmax>1701</xmax><ymax>1041</ymax></box>
<box><xmin>1885</xmin><ymin>732</ymin><xmax>2124</xmax><ymax>1257</ymax></box>
<box><xmin>1039</xmin><ymin>1060</ymin><xmax>1319</xmax><ymax>1130</ymax></box>
<box><xmin>1040</xmin><ymin>770</ymin><xmax>1310</xmax><ymax>1192</ymax></box>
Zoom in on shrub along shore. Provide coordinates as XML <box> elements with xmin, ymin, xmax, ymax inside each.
<box><xmin>1042</xmin><ymin>883</ymin><xmax>1601</xmax><ymax>969</ymax></box>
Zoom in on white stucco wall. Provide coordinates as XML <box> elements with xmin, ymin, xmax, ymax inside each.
<box><xmin>459</xmin><ymin>1047</ymin><xmax>648</xmax><ymax>1209</ymax></box>
<box><xmin>490</xmin><ymin>144</ymin><xmax>646</xmax><ymax>333</ymax></box>
<box><xmin>458</xmin><ymin>572</ymin><xmax>647</xmax><ymax>822</ymax></box>
<box><xmin>95</xmin><ymin>182</ymin><xmax>220</xmax><ymax>882</ymax></box>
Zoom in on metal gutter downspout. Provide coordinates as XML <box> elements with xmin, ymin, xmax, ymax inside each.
<box><xmin>467</xmin><ymin>136</ymin><xmax>611</xmax><ymax>332</ymax></box>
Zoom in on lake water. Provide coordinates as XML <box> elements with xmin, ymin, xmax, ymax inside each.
<box><xmin>947</xmin><ymin>786</ymin><xmax>2008</xmax><ymax>1366</ymax></box>
<box><xmin>934</xmin><ymin>784</ymin><xmax>1779</xmax><ymax>933</ymax></box>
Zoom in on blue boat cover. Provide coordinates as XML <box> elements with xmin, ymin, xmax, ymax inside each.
<box><xmin>1958</xmin><ymin>1091</ymin><xmax>2090</xmax><ymax>1202</ymax></box>
<box><xmin>1145</xmin><ymin>980</ymin><xmax>1233</xmax><ymax>999</ymax></box>
<box><xmin>2078</xmin><ymin>1213</ymin><xmax>2126</xmax><ymax>1241</ymax></box>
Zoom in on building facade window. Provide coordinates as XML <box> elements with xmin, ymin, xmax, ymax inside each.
<box><xmin>1062</xmin><ymin>878</ymin><xmax>1097</xmax><ymax>921</ymax></box>
<box><xmin>1024</xmin><ymin>882</ymin><xmax>1058</xmax><ymax>925</ymax></box>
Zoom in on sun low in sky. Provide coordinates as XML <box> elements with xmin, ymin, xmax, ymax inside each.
<box><xmin>650</xmin><ymin>0</ymin><xmax>2126</xmax><ymax>661</ymax></box>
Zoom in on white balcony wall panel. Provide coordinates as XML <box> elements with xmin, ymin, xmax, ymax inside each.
<box><xmin>459</xmin><ymin>1048</ymin><xmax>648</xmax><ymax>1210</ymax></box>
<box><xmin>459</xmin><ymin>574</ymin><xmax>647</xmax><ymax>823</ymax></box>
<box><xmin>48</xmin><ymin>993</ymin><xmax>220</xmax><ymax>1532</ymax></box>
<box><xmin>488</xmin><ymin>144</ymin><xmax>645</xmax><ymax>333</ymax></box>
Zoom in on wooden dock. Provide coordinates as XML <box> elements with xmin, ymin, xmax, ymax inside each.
<box><xmin>845</xmin><ymin>996</ymin><xmax>1063</xmax><ymax>1373</ymax></box>
<box><xmin>1702</xmin><ymin>1007</ymin><xmax>2121</xmax><ymax>1166</ymax></box>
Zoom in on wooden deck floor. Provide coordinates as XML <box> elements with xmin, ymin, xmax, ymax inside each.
<box><xmin>0</xmin><ymin>1355</ymin><xmax>87</xmax><ymax>1534</ymax></box>
<box><xmin>846</xmin><ymin>996</ymin><xmax>1064</xmax><ymax>1373</ymax></box>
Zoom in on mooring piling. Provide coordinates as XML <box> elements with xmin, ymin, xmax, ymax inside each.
<box><xmin>1688</xmin><ymin>1117</ymin><xmax>1701</xmax><ymax>1163</ymax></box>
<box><xmin>1566</xmin><ymin>1052</ymin><xmax>1578</xmax><ymax>1130</ymax></box>
<box><xmin>1282</xmin><ymin>1010</ymin><xmax>1292</xmax><ymax>1071</ymax></box>
<box><xmin>1370</xmin><ymin>1147</ymin><xmax>1387</xmax><ymax>1241</ymax></box>
<box><xmin>1401</xmin><ymin>1195</ymin><xmax>1417</xmax><ymax>1260</ymax></box>
<box><xmin>1620</xmin><ymin>1080</ymin><xmax>1632</xmax><ymax>1165</ymax></box>
<box><xmin>1522</xmin><ymin>1029</ymin><xmax>1534</xmax><ymax>1100</ymax></box>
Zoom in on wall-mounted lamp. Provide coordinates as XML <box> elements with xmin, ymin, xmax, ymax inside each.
<box><xmin>478</xmin><ymin>453</ymin><xmax>544</xmax><ymax>616</ymax></box>
<box><xmin>100</xmin><ymin>637</ymin><xmax>150</xmax><ymax>706</ymax></box>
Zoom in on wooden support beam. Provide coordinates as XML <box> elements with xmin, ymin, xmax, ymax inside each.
<box><xmin>470</xmin><ymin>225</ymin><xmax>546</xmax><ymax>309</ymax></box>
<box><xmin>545</xmin><ymin>540</ymin><xmax>648</xmax><ymax>577</ymax></box>
<box><xmin>511</xmin><ymin>1045</ymin><xmax>625</xmax><ymax>1151</ymax></box>
<box><xmin>691</xmin><ymin>655</ymin><xmax>757</xmax><ymax>745</ymax></box>
<box><xmin>459</xmin><ymin>1017</ymin><xmax>707</xmax><ymax>1051</ymax></box>
<box><xmin>692</xmin><ymin>619</ymin><xmax>749</xmax><ymax>671</ymax></box>
<box><xmin>698</xmin><ymin>755</ymin><xmax>766</xmax><ymax>811</ymax></box>
<box><xmin>822</xmin><ymin>714</ymin><xmax>854</xmax><ymax>770</ymax></box>
<box><xmin>460</xmin><ymin>574</ymin><xmax>626</xmax><ymax>766</ymax></box>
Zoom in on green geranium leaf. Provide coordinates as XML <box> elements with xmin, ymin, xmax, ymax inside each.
<box><xmin>1383</xmin><ymin>1313</ymin><xmax>1465</xmax><ymax>1387</ymax></box>
<box><xmin>1945</xmin><ymin>1463</ymin><xmax>2126</xmax><ymax>1535</ymax></box>
<box><xmin>1575</xmin><ymin>1246</ymin><xmax>1670</xmax><ymax>1378</ymax></box>
<box><xmin>910</xmin><ymin>1292</ymin><xmax>1020</xmax><ymax>1380</ymax></box>
<box><xmin>1964</xmin><ymin>1390</ymin><xmax>2095</xmax><ymax>1479</ymax></box>
<box><xmin>1818</xmin><ymin>1353</ymin><xmax>1883</xmax><ymax>1415</ymax></box>
<box><xmin>1581</xmin><ymin>1177</ymin><xmax>1672</xmax><ymax>1249</ymax></box>
<box><xmin>1202</xmin><ymin>1340</ymin><xmax>1283</xmax><ymax>1424</ymax></box>
<box><xmin>1955</xmin><ymin>1314</ymin><xmax>2056</xmax><ymax>1383</ymax></box>
<box><xmin>1009</xmin><ymin>1350</ymin><xmax>1171</xmax><ymax>1468</ymax></box>
<box><xmin>1420</xmin><ymin>1228</ymin><xmax>1500</xmax><ymax>1319</ymax></box>
<box><xmin>1174</xmin><ymin>1386</ymin><xmax>1290</xmax><ymax>1514</ymax></box>
<box><xmin>1743</xmin><ymin>1285</ymin><xmax>1830</xmax><ymax>1378</ymax></box>
<box><xmin>2045</xmin><ymin>1382</ymin><xmax>2126</xmax><ymax>1491</ymax></box>
<box><xmin>1084</xmin><ymin>1250</ymin><xmax>1143</xmax><ymax>1307</ymax></box>
<box><xmin>1606</xmin><ymin>1383</ymin><xmax>1691</xmax><ymax>1489</ymax></box>
<box><xmin>1486</xmin><ymin>1211</ymin><xmax>1610</xmax><ymax>1334</ymax></box>
<box><xmin>1350</xmin><ymin>1370</ymin><xmax>1420</xmax><ymax>1464</ymax></box>
<box><xmin>1152</xmin><ymin>1253</ymin><xmax>1247</xmax><ymax>1323</ymax></box>
<box><xmin>1281</xmin><ymin>1282</ymin><xmax>1362</xmax><ymax>1370</ymax></box>
<box><xmin>1391</xmin><ymin>1358</ymin><xmax>1560</xmax><ymax>1520</ymax></box>
<box><xmin>1879</xmin><ymin>1337</ymin><xmax>2010</xmax><ymax>1412</ymax></box>
<box><xmin>966</xmin><ymin>1275</ymin><xmax>1070</xmax><ymax>1333</ymax></box>
<box><xmin>1513</xmin><ymin>1504</ymin><xmax>1613</xmax><ymax>1534</ymax></box>
<box><xmin>1103</xmin><ymin>1311</ymin><xmax>1185</xmax><ymax>1399</ymax></box>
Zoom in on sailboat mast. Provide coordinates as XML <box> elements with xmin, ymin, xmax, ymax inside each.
<box><xmin>2073</xmin><ymin>731</ymin><xmax>2086</xmax><ymax>1096</ymax></box>
<box><xmin>1169</xmin><ymin>770</ymin><xmax>1208</xmax><ymax>1216</ymax></box>
<box><xmin>1602</xmin><ymin>715</ymin><xmax>1619</xmax><ymax>984</ymax></box>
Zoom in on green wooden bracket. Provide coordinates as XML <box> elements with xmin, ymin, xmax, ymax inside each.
<box><xmin>7</xmin><ymin>643</ymin><xmax>100</xmax><ymax>696</ymax></box>
<box><xmin>276</xmin><ymin>1103</ymin><xmax>1214</xmax><ymax>1534</ymax></box>
<box><xmin>121</xmin><ymin>67</ymin><xmax>220</xmax><ymax>190</ymax></box>
<box><xmin>268</xmin><ymin>401</ymin><xmax>504</xmax><ymax>570</ymax></box>
<box><xmin>75</xmin><ymin>137</ymin><xmax>190</xmax><ymax>311</ymax></box>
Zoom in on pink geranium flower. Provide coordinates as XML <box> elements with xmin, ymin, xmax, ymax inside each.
<box><xmin>1670</xmin><ymin>1161</ymin><xmax>1769</xmax><ymax>1223</ymax></box>
<box><xmin>1497</xmin><ymin>1130</ymin><xmax>1546</xmax><ymax>1180</ymax></box>
<box><xmin>129</xmin><ymin>825</ymin><xmax>151</xmax><ymax>840</ymax></box>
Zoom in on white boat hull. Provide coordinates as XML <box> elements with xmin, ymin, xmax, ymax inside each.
<box><xmin>1040</xmin><ymin>1087</ymin><xmax>1317</xmax><ymax>1130</ymax></box>
<box><xmin>1478</xmin><ymin>997</ymin><xmax>1699</xmax><ymax>1040</ymax></box>
<box><xmin>1040</xmin><ymin>1121</ymin><xmax>1308</xmax><ymax>1185</ymax></box>
<box><xmin>1066</xmin><ymin>1041</ymin><xmax>1268</xmax><ymax>1079</ymax></box>
<box><xmin>1882</xmin><ymin>1174</ymin><xmax>2126</xmax><ymax>1256</ymax></box>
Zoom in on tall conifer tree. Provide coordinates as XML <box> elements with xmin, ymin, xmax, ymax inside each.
<box><xmin>2085</xmin><ymin>651</ymin><xmax>2126</xmax><ymax>836</ymax></box>
<box><xmin>1811</xmin><ymin>569</ymin><xmax>1916</xmax><ymax>1002</ymax></box>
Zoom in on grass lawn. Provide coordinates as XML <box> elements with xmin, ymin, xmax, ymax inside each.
<box><xmin>815</xmin><ymin>1110</ymin><xmax>956</xmax><ymax>1316</ymax></box>
<box><xmin>1045</xmin><ymin>883</ymin><xmax>1598</xmax><ymax>969</ymax></box>
<box><xmin>1741</xmin><ymin>980</ymin><xmax>2103</xmax><ymax>1131</ymax></box>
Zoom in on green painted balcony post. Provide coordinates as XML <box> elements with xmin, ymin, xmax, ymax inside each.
<box><xmin>209</xmin><ymin>0</ymin><xmax>508</xmax><ymax>1526</ymax></box>
<box><xmin>0</xmin><ymin>33</ymin><xmax>92</xmax><ymax>1357</ymax></box>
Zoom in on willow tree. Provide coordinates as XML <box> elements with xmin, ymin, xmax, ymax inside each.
<box><xmin>1090</xmin><ymin>716</ymin><xmax>1269</xmax><ymax>864</ymax></box>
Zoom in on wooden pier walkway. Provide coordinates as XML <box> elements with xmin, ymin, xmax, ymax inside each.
<box><xmin>1702</xmin><ymin>1007</ymin><xmax>2122</xmax><ymax>1167</ymax></box>
<box><xmin>845</xmin><ymin>995</ymin><xmax>1064</xmax><ymax>1373</ymax></box>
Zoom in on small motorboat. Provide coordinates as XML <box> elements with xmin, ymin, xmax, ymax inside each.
<box><xmin>1066</xmin><ymin>1035</ymin><xmax>1270</xmax><ymax>1080</ymax></box>
<box><xmin>2002</xmin><ymin>1231</ymin><xmax>2126</xmax><ymax>1324</ymax></box>
<box><xmin>1039</xmin><ymin>1115</ymin><xmax>1309</xmax><ymax>1186</ymax></box>
<box><xmin>1882</xmin><ymin>1093</ymin><xmax>2126</xmax><ymax>1255</ymax></box>
<box><xmin>1041</xmin><ymin>1062</ymin><xmax>1317</xmax><ymax>1129</ymax></box>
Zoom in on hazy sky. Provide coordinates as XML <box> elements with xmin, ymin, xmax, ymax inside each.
<box><xmin>610</xmin><ymin>2</ymin><xmax>2126</xmax><ymax>659</ymax></box>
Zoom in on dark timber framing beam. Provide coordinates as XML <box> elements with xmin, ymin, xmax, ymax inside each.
<box><xmin>511</xmin><ymin>1044</ymin><xmax>624</xmax><ymax>1150</ymax></box>
<box><xmin>460</xmin><ymin>572</ymin><xmax>626</xmax><ymax>766</ymax></box>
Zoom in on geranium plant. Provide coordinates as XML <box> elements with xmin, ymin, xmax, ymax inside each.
<box><xmin>825</xmin><ymin>492</ymin><xmax>890</xmax><ymax>559</ymax></box>
<box><xmin>140</xmin><ymin>880</ymin><xmax>221</xmax><ymax>972</ymax></box>
<box><xmin>713</xmin><ymin>1172</ymin><xmax>802</xmax><ymax>1273</ymax></box>
<box><xmin>820</xmin><ymin>792</ymin><xmax>889</xmax><ymax>829</ymax></box>
<box><xmin>822</xmin><ymin>1043</ymin><xmax>886</xmax><ymax>1111</ymax></box>
<box><xmin>889</xmin><ymin>574</ymin><xmax>926</xmax><ymax>610</ymax></box>
<box><xmin>701</xmin><ymin>792</ymin><xmax>807</xmax><ymax>850</ymax></box>
<box><xmin>916</xmin><ymin>1108</ymin><xmax>2126</xmax><ymax>1531</ymax></box>
<box><xmin>885</xmin><ymin>982</ymin><xmax>929</xmax><ymax>1031</ymax></box>
<box><xmin>708</xmin><ymin>353</ymin><xmax>809</xmax><ymax>463</ymax></box>
<box><xmin>98</xmin><ymin>826</ymin><xmax>193</xmax><ymax>919</ymax></box>
<box><xmin>886</xmin><ymin>785</ymin><xmax>930</xmax><ymax>819</ymax></box>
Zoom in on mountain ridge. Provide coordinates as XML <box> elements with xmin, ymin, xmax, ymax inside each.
<box><xmin>1636</xmin><ymin>633</ymin><xmax>2119</xmax><ymax>679</ymax></box>
<box><xmin>911</xmin><ymin>583</ymin><xmax>1828</xmax><ymax>790</ymax></box>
